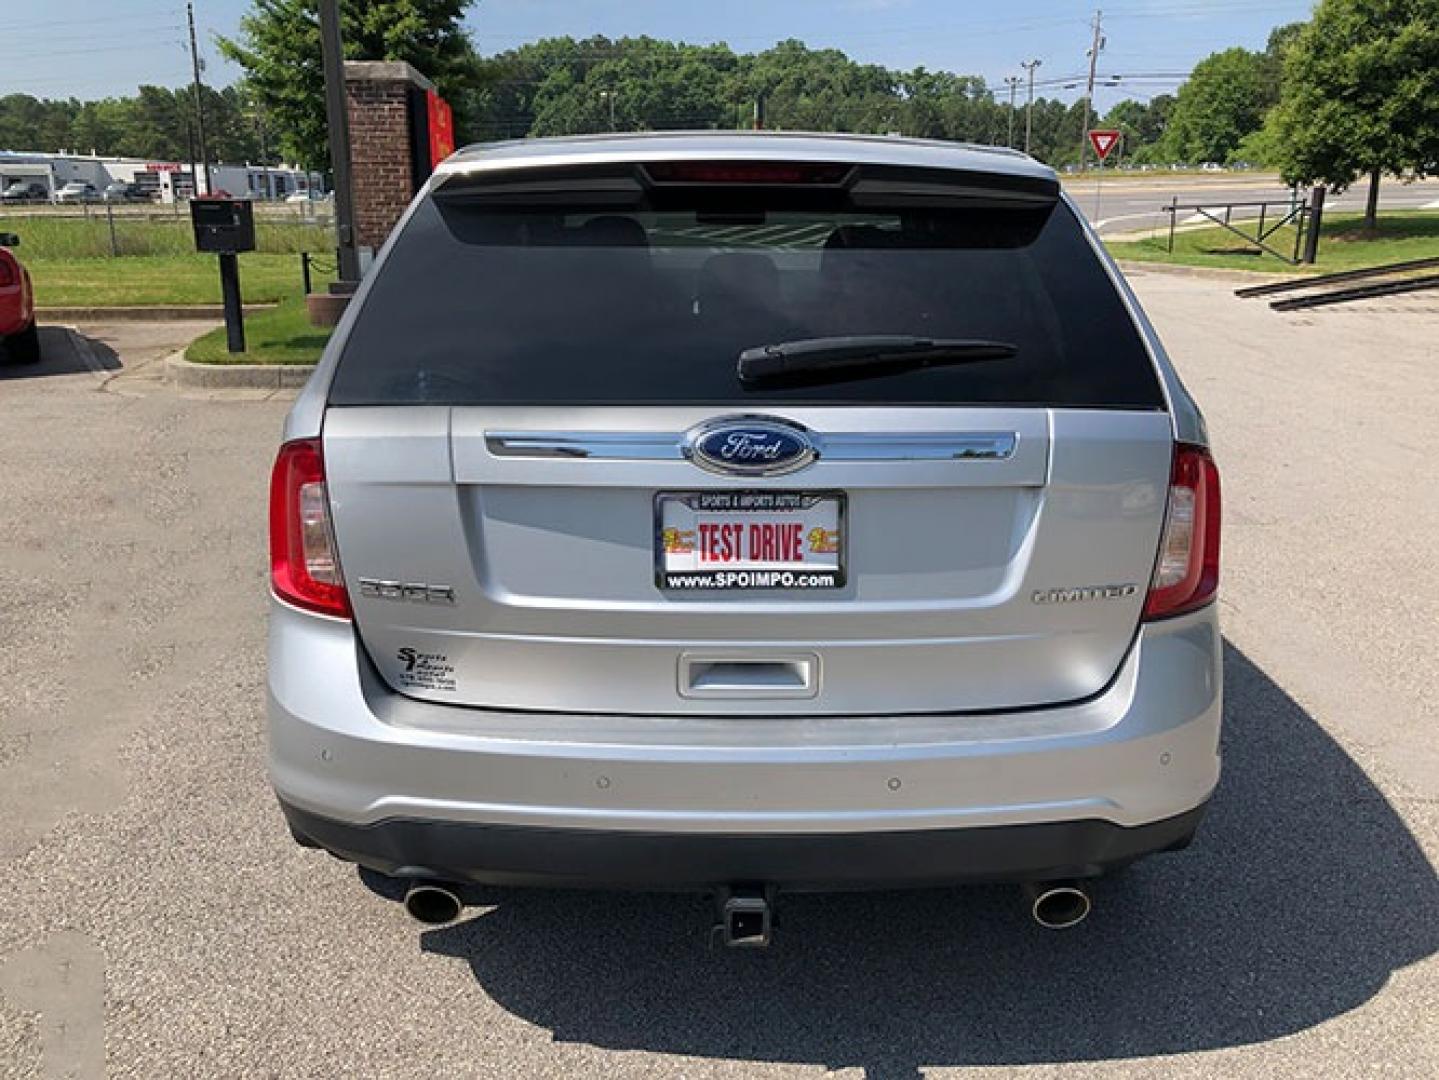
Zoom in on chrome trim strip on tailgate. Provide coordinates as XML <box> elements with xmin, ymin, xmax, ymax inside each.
<box><xmin>823</xmin><ymin>433</ymin><xmax>1017</xmax><ymax>461</ymax></box>
<box><xmin>485</xmin><ymin>431</ymin><xmax>1018</xmax><ymax>462</ymax></box>
<box><xmin>484</xmin><ymin>432</ymin><xmax>679</xmax><ymax>460</ymax></box>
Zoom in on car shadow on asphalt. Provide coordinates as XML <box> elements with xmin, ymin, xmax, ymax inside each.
<box><xmin>402</xmin><ymin>643</ymin><xmax>1438</xmax><ymax>1079</ymax></box>
<box><xmin>0</xmin><ymin>327</ymin><xmax>120</xmax><ymax>379</ymax></box>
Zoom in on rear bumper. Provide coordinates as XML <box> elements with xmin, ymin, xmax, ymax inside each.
<box><xmin>269</xmin><ymin>600</ymin><xmax>1221</xmax><ymax>885</ymax></box>
<box><xmin>0</xmin><ymin>306</ymin><xmax>30</xmax><ymax>337</ymax></box>
<box><xmin>281</xmin><ymin>798</ymin><xmax>1207</xmax><ymax>888</ymax></box>
<box><xmin>0</xmin><ymin>285</ymin><xmax>33</xmax><ymax>337</ymax></box>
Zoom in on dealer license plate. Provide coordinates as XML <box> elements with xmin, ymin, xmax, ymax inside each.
<box><xmin>656</xmin><ymin>491</ymin><xmax>845</xmax><ymax>591</ymax></box>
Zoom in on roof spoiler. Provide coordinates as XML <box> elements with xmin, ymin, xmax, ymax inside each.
<box><xmin>434</xmin><ymin>161</ymin><xmax>1060</xmax><ymax>210</ymax></box>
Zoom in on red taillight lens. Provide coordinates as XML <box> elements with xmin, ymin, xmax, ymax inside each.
<box><xmin>0</xmin><ymin>255</ymin><xmax>16</xmax><ymax>288</ymax></box>
<box><xmin>269</xmin><ymin>439</ymin><xmax>351</xmax><ymax>619</ymax></box>
<box><xmin>1143</xmin><ymin>444</ymin><xmax>1221</xmax><ymax>621</ymax></box>
<box><xmin>644</xmin><ymin>161</ymin><xmax>851</xmax><ymax>185</ymax></box>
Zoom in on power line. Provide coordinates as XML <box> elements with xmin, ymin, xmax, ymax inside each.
<box><xmin>5</xmin><ymin>24</ymin><xmax>187</xmax><ymax>46</ymax></box>
<box><xmin>5</xmin><ymin>7</ymin><xmax>182</xmax><ymax>33</ymax></box>
<box><xmin>2</xmin><ymin>38</ymin><xmax>188</xmax><ymax>64</ymax></box>
<box><xmin>470</xmin><ymin>13</ymin><xmax>1084</xmax><ymax>48</ymax></box>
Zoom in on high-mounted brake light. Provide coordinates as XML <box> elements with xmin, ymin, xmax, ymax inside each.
<box><xmin>1143</xmin><ymin>444</ymin><xmax>1221</xmax><ymax>620</ymax></box>
<box><xmin>644</xmin><ymin>161</ymin><xmax>851</xmax><ymax>185</ymax></box>
<box><xmin>269</xmin><ymin>439</ymin><xmax>351</xmax><ymax>619</ymax></box>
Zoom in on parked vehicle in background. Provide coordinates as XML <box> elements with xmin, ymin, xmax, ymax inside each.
<box><xmin>55</xmin><ymin>181</ymin><xmax>100</xmax><ymax>204</ymax></box>
<box><xmin>0</xmin><ymin>232</ymin><xmax>40</xmax><ymax>365</ymax></box>
<box><xmin>1</xmin><ymin>181</ymin><xmax>49</xmax><ymax>204</ymax></box>
<box><xmin>285</xmin><ymin>189</ymin><xmax>329</xmax><ymax>204</ymax></box>
<box><xmin>102</xmin><ymin>181</ymin><xmax>146</xmax><ymax>202</ymax></box>
<box><xmin>268</xmin><ymin>132</ymin><xmax>1222</xmax><ymax>944</ymax></box>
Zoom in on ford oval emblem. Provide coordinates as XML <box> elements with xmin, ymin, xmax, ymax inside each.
<box><xmin>684</xmin><ymin>416</ymin><xmax>818</xmax><ymax>477</ymax></box>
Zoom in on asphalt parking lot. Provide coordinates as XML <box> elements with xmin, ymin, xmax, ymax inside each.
<box><xmin>1</xmin><ymin>277</ymin><xmax>1436</xmax><ymax>1079</ymax></box>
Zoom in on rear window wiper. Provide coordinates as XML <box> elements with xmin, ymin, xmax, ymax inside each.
<box><xmin>737</xmin><ymin>335</ymin><xmax>1017</xmax><ymax>387</ymax></box>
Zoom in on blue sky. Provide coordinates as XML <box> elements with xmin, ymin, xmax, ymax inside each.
<box><xmin>7</xmin><ymin>0</ymin><xmax>1315</xmax><ymax>108</ymax></box>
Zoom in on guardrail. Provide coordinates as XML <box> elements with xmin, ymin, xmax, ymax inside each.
<box><xmin>1162</xmin><ymin>187</ymin><xmax>1326</xmax><ymax>265</ymax></box>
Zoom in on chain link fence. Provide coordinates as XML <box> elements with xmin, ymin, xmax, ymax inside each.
<box><xmin>0</xmin><ymin>200</ymin><xmax>335</xmax><ymax>258</ymax></box>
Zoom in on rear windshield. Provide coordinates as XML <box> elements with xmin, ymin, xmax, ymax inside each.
<box><xmin>329</xmin><ymin>176</ymin><xmax>1164</xmax><ymax>408</ymax></box>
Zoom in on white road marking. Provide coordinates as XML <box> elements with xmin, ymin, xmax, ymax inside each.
<box><xmin>1092</xmin><ymin>211</ymin><xmax>1162</xmax><ymax>230</ymax></box>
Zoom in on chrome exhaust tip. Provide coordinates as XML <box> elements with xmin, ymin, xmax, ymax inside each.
<box><xmin>403</xmin><ymin>880</ymin><xmax>464</xmax><ymax>926</ymax></box>
<box><xmin>1023</xmin><ymin>881</ymin><xmax>1092</xmax><ymax>930</ymax></box>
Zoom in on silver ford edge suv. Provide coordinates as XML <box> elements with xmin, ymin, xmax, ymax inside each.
<box><xmin>269</xmin><ymin>133</ymin><xmax>1221</xmax><ymax>940</ymax></box>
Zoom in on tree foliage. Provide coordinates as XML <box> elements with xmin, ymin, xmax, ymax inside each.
<box><xmin>1270</xmin><ymin>0</ymin><xmax>1439</xmax><ymax>223</ymax></box>
<box><xmin>218</xmin><ymin>0</ymin><xmax>482</xmax><ymax>168</ymax></box>
<box><xmin>1160</xmin><ymin>47</ymin><xmax>1279</xmax><ymax>163</ymax></box>
<box><xmin>0</xmin><ymin>86</ymin><xmax>268</xmax><ymax>164</ymax></box>
<box><xmin>1102</xmin><ymin>95</ymin><xmax>1176</xmax><ymax>162</ymax></box>
<box><xmin>470</xmin><ymin>36</ymin><xmax>1094</xmax><ymax>166</ymax></box>
<box><xmin>21</xmin><ymin>14</ymin><xmax>1393</xmax><ymax>185</ymax></box>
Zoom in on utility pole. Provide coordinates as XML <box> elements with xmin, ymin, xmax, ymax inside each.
<box><xmin>186</xmin><ymin>2</ymin><xmax>211</xmax><ymax>196</ymax></box>
<box><xmin>319</xmin><ymin>0</ymin><xmax>361</xmax><ymax>285</ymax></box>
<box><xmin>252</xmin><ymin>102</ymin><xmax>271</xmax><ymax>199</ymax></box>
<box><xmin>1004</xmin><ymin>77</ymin><xmax>1020</xmax><ymax>147</ymax></box>
<box><xmin>184</xmin><ymin>118</ymin><xmax>197</xmax><ymax>192</ymax></box>
<box><xmin>1022</xmin><ymin>59</ymin><xmax>1042</xmax><ymax>155</ymax></box>
<box><xmin>1078</xmin><ymin>9</ymin><xmax>1104</xmax><ymax>171</ymax></box>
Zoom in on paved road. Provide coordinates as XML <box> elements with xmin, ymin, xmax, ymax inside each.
<box><xmin>1067</xmin><ymin>174</ymin><xmax>1439</xmax><ymax>234</ymax></box>
<box><xmin>1</xmin><ymin>296</ymin><xmax>1436</xmax><ymax>1079</ymax></box>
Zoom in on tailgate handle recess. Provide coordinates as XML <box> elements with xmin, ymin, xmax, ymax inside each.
<box><xmin>680</xmin><ymin>655</ymin><xmax>819</xmax><ymax>699</ymax></box>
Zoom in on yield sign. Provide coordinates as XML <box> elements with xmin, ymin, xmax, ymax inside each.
<box><xmin>1088</xmin><ymin>129</ymin><xmax>1122</xmax><ymax>161</ymax></box>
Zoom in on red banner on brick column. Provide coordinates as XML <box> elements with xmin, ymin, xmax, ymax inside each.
<box><xmin>427</xmin><ymin>90</ymin><xmax>455</xmax><ymax>169</ymax></box>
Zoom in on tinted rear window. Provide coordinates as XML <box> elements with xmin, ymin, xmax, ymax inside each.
<box><xmin>329</xmin><ymin>176</ymin><xmax>1164</xmax><ymax>408</ymax></box>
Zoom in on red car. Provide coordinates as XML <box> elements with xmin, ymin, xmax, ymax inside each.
<box><xmin>0</xmin><ymin>232</ymin><xmax>39</xmax><ymax>364</ymax></box>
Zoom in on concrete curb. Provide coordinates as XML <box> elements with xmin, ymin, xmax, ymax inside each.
<box><xmin>1114</xmin><ymin>260</ymin><xmax>1297</xmax><ymax>284</ymax></box>
<box><xmin>38</xmin><ymin>304</ymin><xmax>276</xmax><ymax>322</ymax></box>
<box><xmin>166</xmin><ymin>351</ymin><xmax>316</xmax><ymax>390</ymax></box>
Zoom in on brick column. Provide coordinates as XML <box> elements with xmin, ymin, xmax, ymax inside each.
<box><xmin>344</xmin><ymin>60</ymin><xmax>432</xmax><ymax>256</ymax></box>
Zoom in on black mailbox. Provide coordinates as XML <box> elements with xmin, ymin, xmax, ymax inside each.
<box><xmin>191</xmin><ymin>198</ymin><xmax>255</xmax><ymax>253</ymax></box>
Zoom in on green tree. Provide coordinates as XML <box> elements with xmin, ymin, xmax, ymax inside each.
<box><xmin>740</xmin><ymin>39</ymin><xmax>896</xmax><ymax>133</ymax></box>
<box><xmin>120</xmin><ymin>87</ymin><xmax>192</xmax><ymax>162</ymax></box>
<box><xmin>0</xmin><ymin>87</ymin><xmax>268</xmax><ymax>165</ymax></box>
<box><xmin>467</xmin><ymin>36</ymin><xmax>1043</xmax><ymax>153</ymax></box>
<box><xmin>1271</xmin><ymin>0</ymin><xmax>1439</xmax><ymax>230</ymax></box>
<box><xmin>1266</xmin><ymin>21</ymin><xmax>1308</xmax><ymax>71</ymax></box>
<box><xmin>218</xmin><ymin>0</ymin><xmax>482</xmax><ymax>168</ymax></box>
<box><xmin>1161</xmin><ymin>47</ymin><xmax>1276</xmax><ymax>164</ymax></box>
<box><xmin>894</xmin><ymin>68</ymin><xmax>997</xmax><ymax>142</ymax></box>
<box><xmin>1103</xmin><ymin>94</ymin><xmax>1176</xmax><ymax>162</ymax></box>
<box><xmin>1024</xmin><ymin>98</ymin><xmax>1089</xmax><ymax>168</ymax></box>
<box><xmin>0</xmin><ymin>95</ymin><xmax>77</xmax><ymax>153</ymax></box>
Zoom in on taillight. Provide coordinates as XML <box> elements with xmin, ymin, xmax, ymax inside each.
<box><xmin>269</xmin><ymin>438</ymin><xmax>351</xmax><ymax>619</ymax></box>
<box><xmin>1143</xmin><ymin>444</ymin><xmax>1221</xmax><ymax>621</ymax></box>
<box><xmin>0</xmin><ymin>255</ymin><xmax>15</xmax><ymax>288</ymax></box>
<box><xmin>644</xmin><ymin>161</ymin><xmax>851</xmax><ymax>185</ymax></box>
